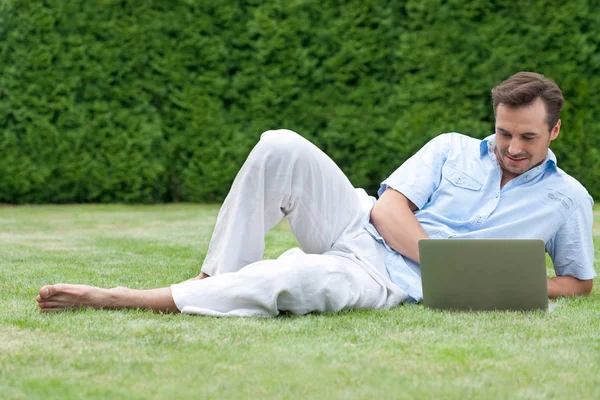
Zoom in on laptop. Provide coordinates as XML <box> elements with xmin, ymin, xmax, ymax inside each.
<box><xmin>418</xmin><ymin>239</ymin><xmax>549</xmax><ymax>311</ymax></box>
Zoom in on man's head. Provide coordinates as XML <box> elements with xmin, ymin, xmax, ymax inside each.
<box><xmin>491</xmin><ymin>72</ymin><xmax>563</xmax><ymax>181</ymax></box>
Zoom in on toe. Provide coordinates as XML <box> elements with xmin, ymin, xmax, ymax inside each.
<box><xmin>38</xmin><ymin>301</ymin><xmax>65</xmax><ymax>310</ymax></box>
<box><xmin>39</xmin><ymin>285</ymin><xmax>56</xmax><ymax>299</ymax></box>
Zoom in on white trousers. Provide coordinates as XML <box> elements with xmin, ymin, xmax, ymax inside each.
<box><xmin>170</xmin><ymin>129</ymin><xmax>409</xmax><ymax>317</ymax></box>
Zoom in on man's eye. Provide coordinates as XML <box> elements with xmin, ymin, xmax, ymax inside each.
<box><xmin>524</xmin><ymin>136</ymin><xmax>535</xmax><ymax>141</ymax></box>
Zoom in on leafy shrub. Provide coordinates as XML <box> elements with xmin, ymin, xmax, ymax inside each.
<box><xmin>1</xmin><ymin>0</ymin><xmax>598</xmax><ymax>203</ymax></box>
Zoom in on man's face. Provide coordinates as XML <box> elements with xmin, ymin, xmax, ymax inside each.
<box><xmin>494</xmin><ymin>98</ymin><xmax>560</xmax><ymax>181</ymax></box>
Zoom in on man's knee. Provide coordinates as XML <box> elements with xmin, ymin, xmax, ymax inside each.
<box><xmin>260</xmin><ymin>128</ymin><xmax>301</xmax><ymax>143</ymax></box>
<box><xmin>243</xmin><ymin>129</ymin><xmax>323</xmax><ymax>187</ymax></box>
<box><xmin>257</xmin><ymin>129</ymin><xmax>307</xmax><ymax>159</ymax></box>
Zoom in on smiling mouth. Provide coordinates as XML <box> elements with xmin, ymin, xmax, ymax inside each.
<box><xmin>505</xmin><ymin>155</ymin><xmax>527</xmax><ymax>163</ymax></box>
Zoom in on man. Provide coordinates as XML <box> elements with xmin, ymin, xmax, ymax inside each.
<box><xmin>37</xmin><ymin>72</ymin><xmax>595</xmax><ymax>315</ymax></box>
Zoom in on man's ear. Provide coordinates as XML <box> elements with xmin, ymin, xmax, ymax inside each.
<box><xmin>550</xmin><ymin>119</ymin><xmax>561</xmax><ymax>141</ymax></box>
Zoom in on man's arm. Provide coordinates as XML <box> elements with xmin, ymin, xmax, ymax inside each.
<box><xmin>545</xmin><ymin>195</ymin><xmax>595</xmax><ymax>299</ymax></box>
<box><xmin>547</xmin><ymin>276</ymin><xmax>593</xmax><ymax>298</ymax></box>
<box><xmin>370</xmin><ymin>188</ymin><xmax>428</xmax><ymax>263</ymax></box>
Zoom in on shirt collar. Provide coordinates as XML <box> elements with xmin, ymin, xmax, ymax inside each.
<box><xmin>480</xmin><ymin>134</ymin><xmax>557</xmax><ymax>170</ymax></box>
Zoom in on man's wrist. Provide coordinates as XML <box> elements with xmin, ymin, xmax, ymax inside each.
<box><xmin>547</xmin><ymin>277</ymin><xmax>556</xmax><ymax>298</ymax></box>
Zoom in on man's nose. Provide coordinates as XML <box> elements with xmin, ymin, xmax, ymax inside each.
<box><xmin>508</xmin><ymin>140</ymin><xmax>523</xmax><ymax>156</ymax></box>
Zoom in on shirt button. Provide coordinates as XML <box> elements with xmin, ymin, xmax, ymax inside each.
<box><xmin>476</xmin><ymin>216</ymin><xmax>483</xmax><ymax>224</ymax></box>
<box><xmin>494</xmin><ymin>192</ymin><xmax>499</xmax><ymax>198</ymax></box>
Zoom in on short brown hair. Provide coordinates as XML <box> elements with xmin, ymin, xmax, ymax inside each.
<box><xmin>491</xmin><ymin>72</ymin><xmax>564</xmax><ymax>130</ymax></box>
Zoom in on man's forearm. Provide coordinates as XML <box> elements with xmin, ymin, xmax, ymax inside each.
<box><xmin>370</xmin><ymin>189</ymin><xmax>428</xmax><ymax>263</ymax></box>
<box><xmin>547</xmin><ymin>276</ymin><xmax>593</xmax><ymax>298</ymax></box>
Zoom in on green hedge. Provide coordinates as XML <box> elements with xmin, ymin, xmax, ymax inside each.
<box><xmin>1</xmin><ymin>0</ymin><xmax>599</xmax><ymax>203</ymax></box>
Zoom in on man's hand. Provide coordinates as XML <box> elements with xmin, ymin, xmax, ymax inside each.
<box><xmin>547</xmin><ymin>276</ymin><xmax>593</xmax><ymax>298</ymax></box>
<box><xmin>370</xmin><ymin>188</ymin><xmax>429</xmax><ymax>263</ymax></box>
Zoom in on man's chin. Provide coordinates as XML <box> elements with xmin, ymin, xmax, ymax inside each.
<box><xmin>499</xmin><ymin>162</ymin><xmax>528</xmax><ymax>177</ymax></box>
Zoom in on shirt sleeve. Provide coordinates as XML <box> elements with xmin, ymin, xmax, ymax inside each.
<box><xmin>546</xmin><ymin>197</ymin><xmax>596</xmax><ymax>280</ymax></box>
<box><xmin>379</xmin><ymin>133</ymin><xmax>452</xmax><ymax>209</ymax></box>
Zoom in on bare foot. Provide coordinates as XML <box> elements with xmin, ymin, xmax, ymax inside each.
<box><xmin>36</xmin><ymin>284</ymin><xmax>127</xmax><ymax>312</ymax></box>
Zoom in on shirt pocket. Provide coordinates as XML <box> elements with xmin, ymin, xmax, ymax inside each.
<box><xmin>442</xmin><ymin>163</ymin><xmax>483</xmax><ymax>191</ymax></box>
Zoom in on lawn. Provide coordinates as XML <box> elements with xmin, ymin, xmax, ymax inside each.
<box><xmin>1</xmin><ymin>204</ymin><xmax>599</xmax><ymax>399</ymax></box>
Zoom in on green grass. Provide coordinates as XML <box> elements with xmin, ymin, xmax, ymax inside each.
<box><xmin>1</xmin><ymin>204</ymin><xmax>599</xmax><ymax>400</ymax></box>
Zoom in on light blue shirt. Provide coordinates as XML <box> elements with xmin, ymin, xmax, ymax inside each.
<box><xmin>365</xmin><ymin>133</ymin><xmax>596</xmax><ymax>302</ymax></box>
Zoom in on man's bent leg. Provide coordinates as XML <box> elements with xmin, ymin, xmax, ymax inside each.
<box><xmin>202</xmin><ymin>129</ymin><xmax>369</xmax><ymax>277</ymax></box>
<box><xmin>36</xmin><ymin>284</ymin><xmax>178</xmax><ymax>312</ymax></box>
